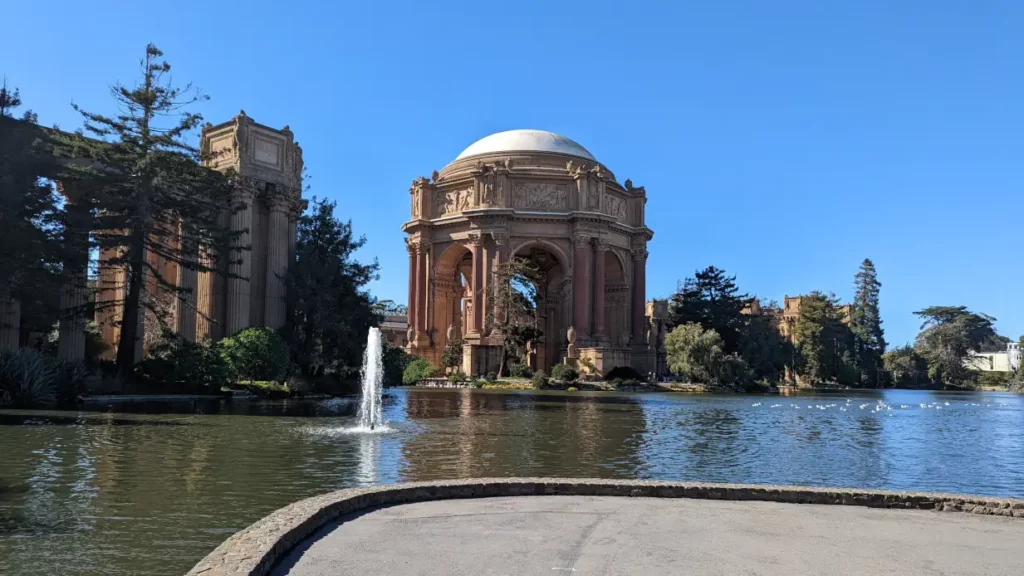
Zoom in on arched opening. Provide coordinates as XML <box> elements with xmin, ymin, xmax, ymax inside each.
<box><xmin>432</xmin><ymin>243</ymin><xmax>472</xmax><ymax>363</ymax></box>
<box><xmin>603</xmin><ymin>251</ymin><xmax>630</xmax><ymax>347</ymax></box>
<box><xmin>511</xmin><ymin>243</ymin><xmax>568</xmax><ymax>374</ymax></box>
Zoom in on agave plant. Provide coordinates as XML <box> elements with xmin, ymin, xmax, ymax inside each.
<box><xmin>0</xmin><ymin>349</ymin><xmax>59</xmax><ymax>408</ymax></box>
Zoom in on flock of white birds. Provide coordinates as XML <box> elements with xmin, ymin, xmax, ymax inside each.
<box><xmin>749</xmin><ymin>398</ymin><xmax>1010</xmax><ymax>415</ymax></box>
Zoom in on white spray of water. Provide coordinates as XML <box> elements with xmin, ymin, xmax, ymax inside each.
<box><xmin>356</xmin><ymin>326</ymin><xmax>386</xmax><ymax>432</ymax></box>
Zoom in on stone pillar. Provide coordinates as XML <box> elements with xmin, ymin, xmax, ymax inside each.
<box><xmin>226</xmin><ymin>187</ymin><xmax>253</xmax><ymax>336</ymax></box>
<box><xmin>0</xmin><ymin>290</ymin><xmax>20</xmax><ymax>351</ymax></box>
<box><xmin>492</xmin><ymin>234</ymin><xmax>509</xmax><ymax>331</ymax></box>
<box><xmin>406</xmin><ymin>239</ymin><xmax>418</xmax><ymax>346</ymax></box>
<box><xmin>415</xmin><ymin>244</ymin><xmax>429</xmax><ymax>344</ymax></box>
<box><xmin>479</xmin><ymin>242</ymin><xmax>492</xmax><ymax>334</ymax></box>
<box><xmin>592</xmin><ymin>239</ymin><xmax>607</xmax><ymax>338</ymax></box>
<box><xmin>57</xmin><ymin>196</ymin><xmax>91</xmax><ymax>362</ymax></box>
<box><xmin>195</xmin><ymin>244</ymin><xmax>218</xmax><ymax>342</ymax></box>
<box><xmin>176</xmin><ymin>225</ymin><xmax>198</xmax><ymax>342</ymax></box>
<box><xmin>571</xmin><ymin>235</ymin><xmax>590</xmax><ymax>337</ymax></box>
<box><xmin>631</xmin><ymin>243</ymin><xmax>647</xmax><ymax>342</ymax></box>
<box><xmin>468</xmin><ymin>234</ymin><xmax>484</xmax><ymax>335</ymax></box>
<box><xmin>264</xmin><ymin>196</ymin><xmax>290</xmax><ymax>328</ymax></box>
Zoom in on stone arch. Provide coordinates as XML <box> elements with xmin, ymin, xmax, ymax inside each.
<box><xmin>604</xmin><ymin>250</ymin><xmax>630</xmax><ymax>347</ymax></box>
<box><xmin>432</xmin><ymin>242</ymin><xmax>472</xmax><ymax>359</ymax></box>
<box><xmin>511</xmin><ymin>241</ymin><xmax>569</xmax><ymax>373</ymax></box>
<box><xmin>510</xmin><ymin>238</ymin><xmax>570</xmax><ymax>273</ymax></box>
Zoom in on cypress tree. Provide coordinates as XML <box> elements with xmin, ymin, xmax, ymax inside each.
<box><xmin>850</xmin><ymin>259</ymin><xmax>886</xmax><ymax>387</ymax></box>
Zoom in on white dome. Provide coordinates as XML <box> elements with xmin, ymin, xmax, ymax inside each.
<box><xmin>454</xmin><ymin>129</ymin><xmax>595</xmax><ymax>162</ymax></box>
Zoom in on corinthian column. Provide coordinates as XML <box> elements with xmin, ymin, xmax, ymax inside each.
<box><xmin>631</xmin><ymin>242</ymin><xmax>647</xmax><ymax>342</ymax></box>
<box><xmin>571</xmin><ymin>234</ymin><xmax>590</xmax><ymax>337</ymax></box>
<box><xmin>592</xmin><ymin>239</ymin><xmax>607</xmax><ymax>338</ymax></box>
<box><xmin>57</xmin><ymin>190</ymin><xmax>91</xmax><ymax>362</ymax></box>
<box><xmin>264</xmin><ymin>196</ymin><xmax>290</xmax><ymax>328</ymax></box>
<box><xmin>195</xmin><ymin>244</ymin><xmax>218</xmax><ymax>342</ymax></box>
<box><xmin>406</xmin><ymin>239</ymin><xmax>418</xmax><ymax>347</ymax></box>
<box><xmin>0</xmin><ymin>290</ymin><xmax>19</xmax><ymax>351</ymax></box>
<box><xmin>468</xmin><ymin>233</ymin><xmax>484</xmax><ymax>335</ymax></box>
<box><xmin>176</xmin><ymin>223</ymin><xmax>198</xmax><ymax>342</ymax></box>
<box><xmin>226</xmin><ymin>187</ymin><xmax>253</xmax><ymax>335</ymax></box>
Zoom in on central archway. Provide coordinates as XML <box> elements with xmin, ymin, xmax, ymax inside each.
<box><xmin>512</xmin><ymin>242</ymin><xmax>568</xmax><ymax>374</ymax></box>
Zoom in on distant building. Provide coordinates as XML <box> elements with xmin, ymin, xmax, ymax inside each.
<box><xmin>379</xmin><ymin>315</ymin><xmax>408</xmax><ymax>348</ymax></box>
<box><xmin>967</xmin><ymin>342</ymin><xmax>1021</xmax><ymax>373</ymax></box>
<box><xmin>742</xmin><ymin>295</ymin><xmax>852</xmax><ymax>343</ymax></box>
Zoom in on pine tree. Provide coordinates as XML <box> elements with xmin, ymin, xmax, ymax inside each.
<box><xmin>850</xmin><ymin>259</ymin><xmax>886</xmax><ymax>387</ymax></box>
<box><xmin>486</xmin><ymin>256</ymin><xmax>546</xmax><ymax>377</ymax></box>
<box><xmin>668</xmin><ymin>266</ymin><xmax>749</xmax><ymax>353</ymax></box>
<box><xmin>792</xmin><ymin>291</ymin><xmax>856</xmax><ymax>384</ymax></box>
<box><xmin>54</xmin><ymin>45</ymin><xmax>239</xmax><ymax>378</ymax></box>
<box><xmin>285</xmin><ymin>198</ymin><xmax>379</xmax><ymax>376</ymax></box>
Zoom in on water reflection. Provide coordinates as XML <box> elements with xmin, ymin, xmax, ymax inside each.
<box><xmin>0</xmin><ymin>389</ymin><xmax>1022</xmax><ymax>576</ymax></box>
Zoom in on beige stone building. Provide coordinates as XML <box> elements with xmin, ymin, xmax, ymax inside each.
<box><xmin>744</xmin><ymin>296</ymin><xmax>853</xmax><ymax>342</ymax></box>
<box><xmin>401</xmin><ymin>129</ymin><xmax>658</xmax><ymax>377</ymax></box>
<box><xmin>93</xmin><ymin>112</ymin><xmax>307</xmax><ymax>360</ymax></box>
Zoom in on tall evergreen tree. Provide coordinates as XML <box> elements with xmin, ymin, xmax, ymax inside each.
<box><xmin>55</xmin><ymin>45</ymin><xmax>239</xmax><ymax>379</ymax></box>
<box><xmin>792</xmin><ymin>291</ymin><xmax>856</xmax><ymax>384</ymax></box>
<box><xmin>850</xmin><ymin>259</ymin><xmax>886</xmax><ymax>387</ymax></box>
<box><xmin>668</xmin><ymin>266</ymin><xmax>749</xmax><ymax>353</ymax></box>
<box><xmin>913</xmin><ymin>306</ymin><xmax>996</xmax><ymax>388</ymax></box>
<box><xmin>285</xmin><ymin>198</ymin><xmax>379</xmax><ymax>376</ymax></box>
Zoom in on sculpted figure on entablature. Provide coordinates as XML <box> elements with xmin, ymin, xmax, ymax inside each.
<box><xmin>604</xmin><ymin>194</ymin><xmax>626</xmax><ymax>220</ymax></box>
<box><xmin>512</xmin><ymin>182</ymin><xmax>567</xmax><ymax>210</ymax></box>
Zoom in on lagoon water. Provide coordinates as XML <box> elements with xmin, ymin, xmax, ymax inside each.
<box><xmin>1</xmin><ymin>388</ymin><xmax>1023</xmax><ymax>575</ymax></box>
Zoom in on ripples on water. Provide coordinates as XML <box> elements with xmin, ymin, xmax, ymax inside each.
<box><xmin>1</xmin><ymin>389</ymin><xmax>1022</xmax><ymax>575</ymax></box>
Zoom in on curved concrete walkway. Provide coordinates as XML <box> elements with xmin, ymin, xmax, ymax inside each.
<box><xmin>272</xmin><ymin>496</ymin><xmax>1024</xmax><ymax>576</ymax></box>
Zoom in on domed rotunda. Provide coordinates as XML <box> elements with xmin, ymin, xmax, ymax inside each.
<box><xmin>402</xmin><ymin>129</ymin><xmax>658</xmax><ymax>377</ymax></box>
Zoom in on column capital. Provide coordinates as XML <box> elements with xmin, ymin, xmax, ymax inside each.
<box><xmin>466</xmin><ymin>232</ymin><xmax>484</xmax><ymax>247</ymax></box>
<box><xmin>593</xmin><ymin>238</ymin><xmax>610</xmax><ymax>252</ymax></box>
<box><xmin>491</xmin><ymin>231</ymin><xmax>508</xmax><ymax>246</ymax></box>
<box><xmin>267</xmin><ymin>193</ymin><xmax>291</xmax><ymax>213</ymax></box>
<box><xmin>405</xmin><ymin>237</ymin><xmax>423</xmax><ymax>255</ymax></box>
<box><xmin>571</xmin><ymin>234</ymin><xmax>591</xmax><ymax>251</ymax></box>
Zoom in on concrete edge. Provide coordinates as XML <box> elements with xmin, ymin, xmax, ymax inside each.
<box><xmin>185</xmin><ymin>478</ymin><xmax>1024</xmax><ymax>576</ymax></box>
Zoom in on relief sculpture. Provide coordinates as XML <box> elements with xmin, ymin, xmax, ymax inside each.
<box><xmin>511</xmin><ymin>182</ymin><xmax>567</xmax><ymax>210</ymax></box>
<box><xmin>436</xmin><ymin>188</ymin><xmax>474</xmax><ymax>215</ymax></box>
<box><xmin>603</xmin><ymin>194</ymin><xmax>627</xmax><ymax>220</ymax></box>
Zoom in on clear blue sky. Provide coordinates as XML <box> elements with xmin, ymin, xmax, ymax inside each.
<box><xmin>4</xmin><ymin>0</ymin><xmax>1022</xmax><ymax>348</ymax></box>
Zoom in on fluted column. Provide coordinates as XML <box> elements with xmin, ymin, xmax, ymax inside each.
<box><xmin>57</xmin><ymin>195</ymin><xmax>91</xmax><ymax>362</ymax></box>
<box><xmin>0</xmin><ymin>290</ymin><xmax>20</xmax><ymax>351</ymax></box>
<box><xmin>195</xmin><ymin>244</ymin><xmax>218</xmax><ymax>342</ymax></box>
<box><xmin>226</xmin><ymin>187</ymin><xmax>253</xmax><ymax>336</ymax></box>
<box><xmin>592</xmin><ymin>239</ymin><xmax>607</xmax><ymax>338</ymax></box>
<box><xmin>492</xmin><ymin>234</ymin><xmax>509</xmax><ymax>331</ymax></box>
<box><xmin>406</xmin><ymin>239</ymin><xmax>418</xmax><ymax>346</ymax></box>
<box><xmin>572</xmin><ymin>234</ymin><xmax>590</xmax><ymax>337</ymax></box>
<box><xmin>264</xmin><ymin>196</ymin><xmax>290</xmax><ymax>329</ymax></box>
<box><xmin>176</xmin><ymin>223</ymin><xmax>198</xmax><ymax>342</ymax></box>
<box><xmin>468</xmin><ymin>234</ymin><xmax>484</xmax><ymax>335</ymax></box>
<box><xmin>415</xmin><ymin>243</ymin><xmax>429</xmax><ymax>344</ymax></box>
<box><xmin>631</xmin><ymin>243</ymin><xmax>648</xmax><ymax>342</ymax></box>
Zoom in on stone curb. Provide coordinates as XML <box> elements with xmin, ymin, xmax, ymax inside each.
<box><xmin>185</xmin><ymin>478</ymin><xmax>1024</xmax><ymax>576</ymax></box>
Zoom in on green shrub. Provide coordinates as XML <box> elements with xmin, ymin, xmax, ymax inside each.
<box><xmin>382</xmin><ymin>342</ymin><xmax>412</xmax><ymax>387</ymax></box>
<box><xmin>509</xmin><ymin>362</ymin><xmax>532</xmax><ymax>378</ymax></box>
<box><xmin>137</xmin><ymin>337</ymin><xmax>236</xmax><ymax>392</ymax></box>
<box><xmin>447</xmin><ymin>369</ymin><xmax>468</xmax><ymax>383</ymax></box>
<box><xmin>551</xmin><ymin>363</ymin><xmax>579</xmax><ymax>384</ymax></box>
<box><xmin>605</xmin><ymin>366</ymin><xmax>644</xmax><ymax>381</ymax></box>
<box><xmin>567</xmin><ymin>386</ymin><xmax>578</xmax><ymax>392</ymax></box>
<box><xmin>402</xmin><ymin>357</ymin><xmax>441</xmax><ymax>385</ymax></box>
<box><xmin>55</xmin><ymin>360</ymin><xmax>91</xmax><ymax>405</ymax></box>
<box><xmin>0</xmin><ymin>349</ymin><xmax>58</xmax><ymax>408</ymax></box>
<box><xmin>441</xmin><ymin>338</ymin><xmax>463</xmax><ymax>373</ymax></box>
<box><xmin>219</xmin><ymin>327</ymin><xmax>290</xmax><ymax>382</ymax></box>
<box><xmin>486</xmin><ymin>371</ymin><xmax>498</xmax><ymax>382</ymax></box>
<box><xmin>531</xmin><ymin>370</ymin><xmax>549</xmax><ymax>389</ymax></box>
<box><xmin>976</xmin><ymin>370</ymin><xmax>1013</xmax><ymax>389</ymax></box>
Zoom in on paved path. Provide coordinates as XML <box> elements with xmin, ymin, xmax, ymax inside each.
<box><xmin>272</xmin><ymin>495</ymin><xmax>1024</xmax><ymax>576</ymax></box>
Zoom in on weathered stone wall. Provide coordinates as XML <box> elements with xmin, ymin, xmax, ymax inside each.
<box><xmin>186</xmin><ymin>478</ymin><xmax>1024</xmax><ymax>576</ymax></box>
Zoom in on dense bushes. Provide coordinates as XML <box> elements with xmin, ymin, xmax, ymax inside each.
<box><xmin>382</xmin><ymin>342</ymin><xmax>412</xmax><ymax>387</ymax></box>
<box><xmin>508</xmin><ymin>361</ymin><xmax>532</xmax><ymax>378</ymax></box>
<box><xmin>550</xmin><ymin>363</ymin><xmax>579</xmax><ymax>384</ymax></box>
<box><xmin>219</xmin><ymin>327</ymin><xmax>290</xmax><ymax>382</ymax></box>
<box><xmin>136</xmin><ymin>338</ymin><xmax>235</xmax><ymax>392</ymax></box>
<box><xmin>402</xmin><ymin>357</ymin><xmax>440</xmax><ymax>385</ymax></box>
<box><xmin>0</xmin><ymin>349</ymin><xmax>90</xmax><ymax>408</ymax></box>
<box><xmin>605</xmin><ymin>366</ymin><xmax>644</xmax><ymax>381</ymax></box>
<box><xmin>531</xmin><ymin>370</ymin><xmax>549</xmax><ymax>389</ymax></box>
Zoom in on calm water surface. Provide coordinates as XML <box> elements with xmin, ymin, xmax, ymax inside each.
<box><xmin>1</xmin><ymin>388</ymin><xmax>1023</xmax><ymax>575</ymax></box>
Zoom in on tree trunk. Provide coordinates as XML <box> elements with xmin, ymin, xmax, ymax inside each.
<box><xmin>115</xmin><ymin>233</ymin><xmax>146</xmax><ymax>380</ymax></box>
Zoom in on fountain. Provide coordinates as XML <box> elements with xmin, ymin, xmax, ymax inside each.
<box><xmin>356</xmin><ymin>326</ymin><xmax>386</xmax><ymax>431</ymax></box>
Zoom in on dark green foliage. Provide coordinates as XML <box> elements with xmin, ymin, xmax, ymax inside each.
<box><xmin>136</xmin><ymin>336</ymin><xmax>235</xmax><ymax>392</ymax></box>
<box><xmin>882</xmin><ymin>345</ymin><xmax>929</xmax><ymax>388</ymax></box>
<box><xmin>486</xmin><ymin>371</ymin><xmax>498</xmax><ymax>382</ymax></box>
<box><xmin>668</xmin><ymin>266</ymin><xmax>749</xmax><ymax>353</ymax></box>
<box><xmin>373</xmin><ymin>300</ymin><xmax>407</xmax><ymax>316</ymax></box>
<box><xmin>0</xmin><ymin>349</ymin><xmax>90</xmax><ymax>408</ymax></box>
<box><xmin>739</xmin><ymin>314</ymin><xmax>789</xmax><ymax>384</ymax></box>
<box><xmin>850</xmin><ymin>259</ymin><xmax>886</xmax><ymax>387</ymax></box>
<box><xmin>440</xmin><ymin>338</ymin><xmax>463</xmax><ymax>373</ymax></box>
<box><xmin>792</xmin><ymin>292</ymin><xmax>856</xmax><ymax>385</ymax></box>
<box><xmin>53</xmin><ymin>45</ymin><xmax>239</xmax><ymax>380</ymax></box>
<box><xmin>402</xmin><ymin>357</ymin><xmax>440</xmax><ymax>385</ymax></box>
<box><xmin>285</xmin><ymin>198</ymin><xmax>379</xmax><ymax>377</ymax></box>
<box><xmin>219</xmin><ymin>327</ymin><xmax>290</xmax><ymax>382</ymax></box>
<box><xmin>447</xmin><ymin>369</ymin><xmax>468</xmax><ymax>383</ymax></box>
<box><xmin>604</xmin><ymin>366</ymin><xmax>644</xmax><ymax>381</ymax></box>
<box><xmin>664</xmin><ymin>323</ymin><xmax>751</xmax><ymax>389</ymax></box>
<box><xmin>382</xmin><ymin>342</ymin><xmax>411</xmax><ymax>387</ymax></box>
<box><xmin>550</xmin><ymin>363</ymin><xmax>579</xmax><ymax>384</ymax></box>
<box><xmin>975</xmin><ymin>370</ymin><xmax>1012</xmax><ymax>389</ymax></box>
<box><xmin>913</xmin><ymin>306</ymin><xmax>997</xmax><ymax>389</ymax></box>
<box><xmin>531</xmin><ymin>370</ymin><xmax>549</xmax><ymax>389</ymax></box>
<box><xmin>508</xmin><ymin>361</ymin><xmax>532</xmax><ymax>378</ymax></box>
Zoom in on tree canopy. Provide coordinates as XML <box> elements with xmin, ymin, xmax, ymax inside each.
<box><xmin>792</xmin><ymin>291</ymin><xmax>856</xmax><ymax>385</ymax></box>
<box><xmin>668</xmin><ymin>266</ymin><xmax>749</xmax><ymax>353</ymax></box>
<box><xmin>913</xmin><ymin>306</ymin><xmax>996</xmax><ymax>388</ymax></box>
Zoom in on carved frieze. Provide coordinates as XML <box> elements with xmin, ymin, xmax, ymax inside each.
<box><xmin>511</xmin><ymin>181</ymin><xmax>567</xmax><ymax>210</ymax></box>
<box><xmin>435</xmin><ymin>187</ymin><xmax>474</xmax><ymax>216</ymax></box>
<box><xmin>604</xmin><ymin>194</ymin><xmax>627</xmax><ymax>220</ymax></box>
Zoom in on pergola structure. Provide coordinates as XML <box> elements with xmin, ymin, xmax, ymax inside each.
<box><xmin>402</xmin><ymin>130</ymin><xmax>664</xmax><ymax>377</ymax></box>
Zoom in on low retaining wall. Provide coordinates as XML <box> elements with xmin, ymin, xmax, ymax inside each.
<box><xmin>186</xmin><ymin>478</ymin><xmax>1024</xmax><ymax>576</ymax></box>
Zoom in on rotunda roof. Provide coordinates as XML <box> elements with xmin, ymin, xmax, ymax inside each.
<box><xmin>454</xmin><ymin>129</ymin><xmax>596</xmax><ymax>162</ymax></box>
